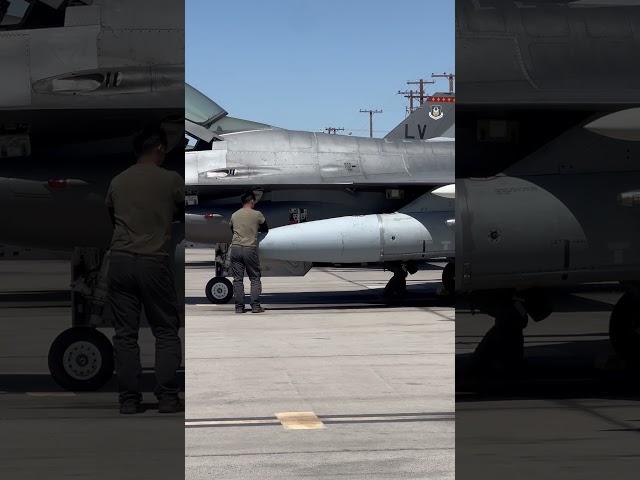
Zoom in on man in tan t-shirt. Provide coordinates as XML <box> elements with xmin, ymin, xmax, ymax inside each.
<box><xmin>229</xmin><ymin>192</ymin><xmax>268</xmax><ymax>313</ymax></box>
<box><xmin>105</xmin><ymin>125</ymin><xmax>184</xmax><ymax>415</ymax></box>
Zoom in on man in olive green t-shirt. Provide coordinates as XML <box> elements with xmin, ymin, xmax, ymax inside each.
<box><xmin>229</xmin><ymin>192</ymin><xmax>268</xmax><ymax>313</ymax></box>
<box><xmin>105</xmin><ymin>125</ymin><xmax>184</xmax><ymax>415</ymax></box>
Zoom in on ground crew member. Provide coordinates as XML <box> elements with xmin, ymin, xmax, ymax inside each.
<box><xmin>229</xmin><ymin>192</ymin><xmax>268</xmax><ymax>313</ymax></box>
<box><xmin>106</xmin><ymin>125</ymin><xmax>184</xmax><ymax>414</ymax></box>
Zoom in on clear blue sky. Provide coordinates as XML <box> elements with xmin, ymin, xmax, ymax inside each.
<box><xmin>186</xmin><ymin>0</ymin><xmax>454</xmax><ymax>137</ymax></box>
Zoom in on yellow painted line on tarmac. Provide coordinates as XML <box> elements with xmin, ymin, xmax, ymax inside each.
<box><xmin>185</xmin><ymin>418</ymin><xmax>277</xmax><ymax>427</ymax></box>
<box><xmin>276</xmin><ymin>411</ymin><xmax>325</xmax><ymax>430</ymax></box>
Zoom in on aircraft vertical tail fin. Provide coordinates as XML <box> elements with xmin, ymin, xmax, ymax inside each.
<box><xmin>384</xmin><ymin>92</ymin><xmax>455</xmax><ymax>140</ymax></box>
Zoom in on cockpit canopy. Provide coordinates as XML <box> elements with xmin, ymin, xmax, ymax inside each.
<box><xmin>0</xmin><ymin>0</ymin><xmax>70</xmax><ymax>30</ymax></box>
<box><xmin>185</xmin><ymin>83</ymin><xmax>227</xmax><ymax>128</ymax></box>
<box><xmin>185</xmin><ymin>82</ymin><xmax>273</xmax><ymax>150</ymax></box>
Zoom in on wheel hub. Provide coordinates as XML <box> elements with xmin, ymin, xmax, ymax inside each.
<box><xmin>63</xmin><ymin>341</ymin><xmax>102</xmax><ymax>380</ymax></box>
<box><xmin>212</xmin><ymin>282</ymin><xmax>229</xmax><ymax>299</ymax></box>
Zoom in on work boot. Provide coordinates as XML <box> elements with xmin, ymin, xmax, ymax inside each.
<box><xmin>251</xmin><ymin>305</ymin><xmax>265</xmax><ymax>313</ymax></box>
<box><xmin>120</xmin><ymin>400</ymin><xmax>142</xmax><ymax>415</ymax></box>
<box><xmin>235</xmin><ymin>306</ymin><xmax>246</xmax><ymax>314</ymax></box>
<box><xmin>158</xmin><ymin>396</ymin><xmax>182</xmax><ymax>414</ymax></box>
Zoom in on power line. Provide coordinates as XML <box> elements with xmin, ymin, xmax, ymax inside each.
<box><xmin>359</xmin><ymin>108</ymin><xmax>383</xmax><ymax>138</ymax></box>
<box><xmin>406</xmin><ymin>78</ymin><xmax>435</xmax><ymax>106</ymax></box>
<box><xmin>397</xmin><ymin>89</ymin><xmax>422</xmax><ymax>115</ymax></box>
<box><xmin>431</xmin><ymin>72</ymin><xmax>455</xmax><ymax>94</ymax></box>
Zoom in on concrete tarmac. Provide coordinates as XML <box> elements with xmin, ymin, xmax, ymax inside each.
<box><xmin>185</xmin><ymin>250</ymin><xmax>455</xmax><ymax>479</ymax></box>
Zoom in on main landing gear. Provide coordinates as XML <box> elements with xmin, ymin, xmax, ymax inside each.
<box><xmin>383</xmin><ymin>260</ymin><xmax>455</xmax><ymax>299</ymax></box>
<box><xmin>472</xmin><ymin>294</ymin><xmax>530</xmax><ymax>373</ymax></box>
<box><xmin>472</xmin><ymin>286</ymin><xmax>640</xmax><ymax>372</ymax></box>
<box><xmin>442</xmin><ymin>261</ymin><xmax>455</xmax><ymax>295</ymax></box>
<box><xmin>383</xmin><ymin>261</ymin><xmax>418</xmax><ymax>298</ymax></box>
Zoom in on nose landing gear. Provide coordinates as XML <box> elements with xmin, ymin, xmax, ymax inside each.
<box><xmin>205</xmin><ymin>276</ymin><xmax>233</xmax><ymax>304</ymax></box>
<box><xmin>48</xmin><ymin>327</ymin><xmax>114</xmax><ymax>391</ymax></box>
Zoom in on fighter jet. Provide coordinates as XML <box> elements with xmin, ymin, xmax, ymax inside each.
<box><xmin>184</xmin><ymin>83</ymin><xmax>455</xmax><ymax>303</ymax></box>
<box><xmin>0</xmin><ymin>0</ymin><xmax>184</xmax><ymax>390</ymax></box>
<box><xmin>456</xmin><ymin>0</ymin><xmax>640</xmax><ymax>367</ymax></box>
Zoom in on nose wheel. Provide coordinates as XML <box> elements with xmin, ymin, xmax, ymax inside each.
<box><xmin>205</xmin><ymin>276</ymin><xmax>233</xmax><ymax>304</ymax></box>
<box><xmin>48</xmin><ymin>327</ymin><xmax>114</xmax><ymax>391</ymax></box>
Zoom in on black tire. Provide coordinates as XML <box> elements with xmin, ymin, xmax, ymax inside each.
<box><xmin>442</xmin><ymin>262</ymin><xmax>455</xmax><ymax>294</ymax></box>
<box><xmin>609</xmin><ymin>292</ymin><xmax>640</xmax><ymax>366</ymax></box>
<box><xmin>205</xmin><ymin>276</ymin><xmax>233</xmax><ymax>304</ymax></box>
<box><xmin>48</xmin><ymin>327</ymin><xmax>114</xmax><ymax>391</ymax></box>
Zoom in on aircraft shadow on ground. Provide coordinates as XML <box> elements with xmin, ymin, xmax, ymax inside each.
<box><xmin>186</xmin><ymin>285</ymin><xmax>454</xmax><ymax>310</ymax></box>
<box><xmin>0</xmin><ymin>371</ymin><xmax>185</xmax><ymax>394</ymax></box>
<box><xmin>0</xmin><ymin>290</ymin><xmax>71</xmax><ymax>304</ymax></box>
<box><xmin>456</xmin><ymin>339</ymin><xmax>640</xmax><ymax>401</ymax></box>
<box><xmin>457</xmin><ymin>288</ymin><xmax>621</xmax><ymax>315</ymax></box>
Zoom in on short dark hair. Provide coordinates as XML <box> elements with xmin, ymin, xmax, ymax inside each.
<box><xmin>133</xmin><ymin>124</ymin><xmax>168</xmax><ymax>156</ymax></box>
<box><xmin>241</xmin><ymin>191</ymin><xmax>256</xmax><ymax>205</ymax></box>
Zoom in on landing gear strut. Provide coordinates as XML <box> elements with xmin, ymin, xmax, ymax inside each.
<box><xmin>473</xmin><ymin>293</ymin><xmax>529</xmax><ymax>373</ymax></box>
<box><xmin>383</xmin><ymin>262</ymin><xmax>417</xmax><ymax>298</ymax></box>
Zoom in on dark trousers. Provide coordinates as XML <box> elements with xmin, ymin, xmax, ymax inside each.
<box><xmin>108</xmin><ymin>252</ymin><xmax>181</xmax><ymax>403</ymax></box>
<box><xmin>230</xmin><ymin>245</ymin><xmax>262</xmax><ymax>309</ymax></box>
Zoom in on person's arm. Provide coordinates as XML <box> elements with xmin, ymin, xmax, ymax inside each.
<box><xmin>173</xmin><ymin>202</ymin><xmax>185</xmax><ymax>223</ymax></box>
<box><xmin>173</xmin><ymin>173</ymin><xmax>185</xmax><ymax>223</ymax></box>
<box><xmin>258</xmin><ymin>212</ymin><xmax>269</xmax><ymax>233</ymax></box>
<box><xmin>105</xmin><ymin>182</ymin><xmax>115</xmax><ymax>227</ymax></box>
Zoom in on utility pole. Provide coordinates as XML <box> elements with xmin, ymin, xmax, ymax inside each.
<box><xmin>431</xmin><ymin>72</ymin><xmax>455</xmax><ymax>94</ymax></box>
<box><xmin>397</xmin><ymin>89</ymin><xmax>422</xmax><ymax>115</ymax></box>
<box><xmin>324</xmin><ymin>127</ymin><xmax>345</xmax><ymax>135</ymax></box>
<box><xmin>359</xmin><ymin>108</ymin><xmax>382</xmax><ymax>138</ymax></box>
<box><xmin>406</xmin><ymin>78</ymin><xmax>435</xmax><ymax>106</ymax></box>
